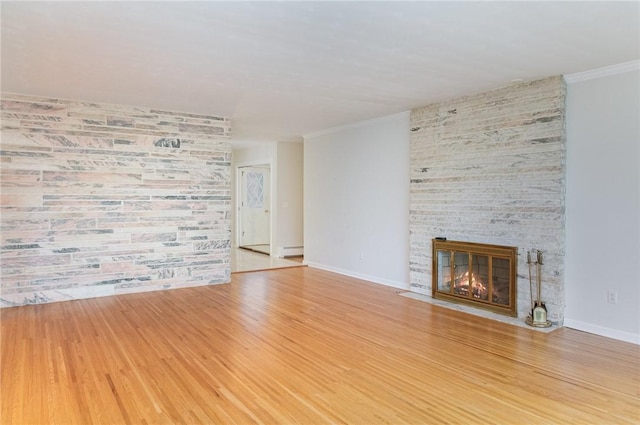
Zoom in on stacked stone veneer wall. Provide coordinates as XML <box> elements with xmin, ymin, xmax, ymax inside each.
<box><xmin>409</xmin><ymin>77</ymin><xmax>566</xmax><ymax>322</ymax></box>
<box><xmin>0</xmin><ymin>93</ymin><xmax>231</xmax><ymax>307</ymax></box>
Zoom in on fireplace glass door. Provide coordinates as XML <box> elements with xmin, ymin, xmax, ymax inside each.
<box><xmin>432</xmin><ymin>240</ymin><xmax>517</xmax><ymax>316</ymax></box>
<box><xmin>436</xmin><ymin>250</ymin><xmax>452</xmax><ymax>293</ymax></box>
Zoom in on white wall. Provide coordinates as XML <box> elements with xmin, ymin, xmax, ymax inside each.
<box><xmin>276</xmin><ymin>142</ymin><xmax>304</xmax><ymax>256</ymax></box>
<box><xmin>564</xmin><ymin>65</ymin><xmax>640</xmax><ymax>344</ymax></box>
<box><xmin>304</xmin><ymin>112</ymin><xmax>410</xmax><ymax>288</ymax></box>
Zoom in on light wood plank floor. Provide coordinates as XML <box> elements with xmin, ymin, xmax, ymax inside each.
<box><xmin>1</xmin><ymin>267</ymin><xmax>639</xmax><ymax>424</ymax></box>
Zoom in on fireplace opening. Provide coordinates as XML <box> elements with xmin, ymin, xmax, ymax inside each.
<box><xmin>432</xmin><ymin>239</ymin><xmax>517</xmax><ymax>316</ymax></box>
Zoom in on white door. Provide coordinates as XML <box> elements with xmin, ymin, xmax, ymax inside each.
<box><xmin>239</xmin><ymin>166</ymin><xmax>270</xmax><ymax>249</ymax></box>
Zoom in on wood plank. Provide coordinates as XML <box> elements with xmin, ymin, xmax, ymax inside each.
<box><xmin>1</xmin><ymin>267</ymin><xmax>638</xmax><ymax>424</ymax></box>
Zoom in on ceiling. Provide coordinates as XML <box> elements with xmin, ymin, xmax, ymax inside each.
<box><xmin>2</xmin><ymin>2</ymin><xmax>638</xmax><ymax>147</ymax></box>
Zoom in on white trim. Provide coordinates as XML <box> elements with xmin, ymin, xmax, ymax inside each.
<box><xmin>303</xmin><ymin>110</ymin><xmax>410</xmax><ymax>140</ymax></box>
<box><xmin>235</xmin><ymin>159</ymin><xmax>272</xmax><ymax>168</ymax></box>
<box><xmin>279</xmin><ymin>246</ymin><xmax>304</xmax><ymax>258</ymax></box>
<box><xmin>563</xmin><ymin>318</ymin><xmax>640</xmax><ymax>345</ymax></box>
<box><xmin>564</xmin><ymin>60</ymin><xmax>640</xmax><ymax>84</ymax></box>
<box><xmin>306</xmin><ymin>262</ymin><xmax>409</xmax><ymax>291</ymax></box>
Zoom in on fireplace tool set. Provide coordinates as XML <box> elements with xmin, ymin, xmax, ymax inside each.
<box><xmin>526</xmin><ymin>250</ymin><xmax>552</xmax><ymax>328</ymax></box>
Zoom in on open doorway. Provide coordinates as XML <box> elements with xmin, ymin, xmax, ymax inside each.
<box><xmin>231</xmin><ymin>142</ymin><xmax>304</xmax><ymax>273</ymax></box>
<box><xmin>237</xmin><ymin>164</ymin><xmax>271</xmax><ymax>255</ymax></box>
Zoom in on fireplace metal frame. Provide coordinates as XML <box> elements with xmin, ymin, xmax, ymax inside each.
<box><xmin>432</xmin><ymin>239</ymin><xmax>517</xmax><ymax>317</ymax></box>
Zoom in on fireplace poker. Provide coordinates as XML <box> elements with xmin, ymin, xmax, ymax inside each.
<box><xmin>527</xmin><ymin>250</ymin><xmax>534</xmax><ymax>313</ymax></box>
<box><xmin>536</xmin><ymin>250</ymin><xmax>543</xmax><ymax>308</ymax></box>
<box><xmin>526</xmin><ymin>250</ymin><xmax>551</xmax><ymax>328</ymax></box>
<box><xmin>531</xmin><ymin>250</ymin><xmax>549</xmax><ymax>326</ymax></box>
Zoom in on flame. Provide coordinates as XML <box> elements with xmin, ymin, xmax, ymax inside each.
<box><xmin>454</xmin><ymin>271</ymin><xmax>487</xmax><ymax>299</ymax></box>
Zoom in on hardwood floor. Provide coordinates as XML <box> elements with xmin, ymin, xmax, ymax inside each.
<box><xmin>1</xmin><ymin>267</ymin><xmax>638</xmax><ymax>424</ymax></box>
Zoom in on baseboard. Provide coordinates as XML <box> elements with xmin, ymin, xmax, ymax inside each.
<box><xmin>279</xmin><ymin>246</ymin><xmax>304</xmax><ymax>258</ymax></box>
<box><xmin>563</xmin><ymin>318</ymin><xmax>640</xmax><ymax>345</ymax></box>
<box><xmin>306</xmin><ymin>262</ymin><xmax>409</xmax><ymax>291</ymax></box>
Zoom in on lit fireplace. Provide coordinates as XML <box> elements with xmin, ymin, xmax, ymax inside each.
<box><xmin>432</xmin><ymin>239</ymin><xmax>517</xmax><ymax>316</ymax></box>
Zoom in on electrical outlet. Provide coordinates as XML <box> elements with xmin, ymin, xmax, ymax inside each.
<box><xmin>607</xmin><ymin>289</ymin><xmax>618</xmax><ymax>304</ymax></box>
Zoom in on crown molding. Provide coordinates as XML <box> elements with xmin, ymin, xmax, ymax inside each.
<box><xmin>564</xmin><ymin>60</ymin><xmax>640</xmax><ymax>84</ymax></box>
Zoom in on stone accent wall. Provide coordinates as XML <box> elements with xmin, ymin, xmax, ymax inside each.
<box><xmin>409</xmin><ymin>77</ymin><xmax>566</xmax><ymax>322</ymax></box>
<box><xmin>0</xmin><ymin>93</ymin><xmax>232</xmax><ymax>307</ymax></box>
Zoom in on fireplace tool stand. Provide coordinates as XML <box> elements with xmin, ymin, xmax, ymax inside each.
<box><xmin>525</xmin><ymin>250</ymin><xmax>552</xmax><ymax>328</ymax></box>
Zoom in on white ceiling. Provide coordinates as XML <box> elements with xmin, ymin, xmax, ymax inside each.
<box><xmin>2</xmin><ymin>1</ymin><xmax>638</xmax><ymax>146</ymax></box>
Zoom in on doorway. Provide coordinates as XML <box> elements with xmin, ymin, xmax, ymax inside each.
<box><xmin>237</xmin><ymin>164</ymin><xmax>271</xmax><ymax>255</ymax></box>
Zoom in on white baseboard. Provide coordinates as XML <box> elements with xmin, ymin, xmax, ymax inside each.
<box><xmin>563</xmin><ymin>318</ymin><xmax>640</xmax><ymax>345</ymax></box>
<box><xmin>306</xmin><ymin>262</ymin><xmax>409</xmax><ymax>291</ymax></box>
<box><xmin>279</xmin><ymin>246</ymin><xmax>304</xmax><ymax>258</ymax></box>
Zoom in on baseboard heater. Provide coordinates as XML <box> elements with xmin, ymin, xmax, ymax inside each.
<box><xmin>279</xmin><ymin>246</ymin><xmax>304</xmax><ymax>258</ymax></box>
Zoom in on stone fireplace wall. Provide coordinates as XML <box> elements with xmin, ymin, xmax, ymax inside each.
<box><xmin>409</xmin><ymin>77</ymin><xmax>566</xmax><ymax>322</ymax></box>
<box><xmin>1</xmin><ymin>93</ymin><xmax>232</xmax><ymax>307</ymax></box>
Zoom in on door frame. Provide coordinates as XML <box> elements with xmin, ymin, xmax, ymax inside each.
<box><xmin>235</xmin><ymin>159</ymin><xmax>274</xmax><ymax>255</ymax></box>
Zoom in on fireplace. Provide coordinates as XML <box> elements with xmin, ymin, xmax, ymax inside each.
<box><xmin>432</xmin><ymin>239</ymin><xmax>517</xmax><ymax>316</ymax></box>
